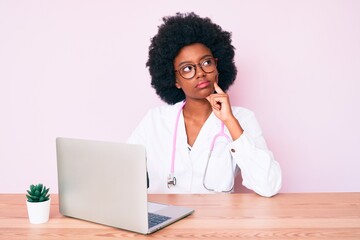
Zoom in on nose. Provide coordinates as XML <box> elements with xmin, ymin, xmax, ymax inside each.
<box><xmin>195</xmin><ymin>64</ymin><xmax>206</xmax><ymax>78</ymax></box>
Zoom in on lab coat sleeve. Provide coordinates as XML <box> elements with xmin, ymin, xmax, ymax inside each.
<box><xmin>126</xmin><ymin>110</ymin><xmax>151</xmax><ymax>146</ymax></box>
<box><xmin>228</xmin><ymin>111</ymin><xmax>282</xmax><ymax>197</ymax></box>
<box><xmin>127</xmin><ymin>111</ymin><xmax>153</xmax><ymax>189</ymax></box>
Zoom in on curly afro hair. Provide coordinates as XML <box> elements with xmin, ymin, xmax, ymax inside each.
<box><xmin>146</xmin><ymin>12</ymin><xmax>237</xmax><ymax>105</ymax></box>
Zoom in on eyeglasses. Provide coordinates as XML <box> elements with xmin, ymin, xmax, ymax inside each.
<box><xmin>174</xmin><ymin>57</ymin><xmax>218</xmax><ymax>79</ymax></box>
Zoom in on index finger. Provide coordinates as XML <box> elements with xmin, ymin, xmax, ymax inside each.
<box><xmin>214</xmin><ymin>81</ymin><xmax>225</xmax><ymax>94</ymax></box>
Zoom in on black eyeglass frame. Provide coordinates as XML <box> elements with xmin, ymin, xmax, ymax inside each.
<box><xmin>174</xmin><ymin>57</ymin><xmax>218</xmax><ymax>79</ymax></box>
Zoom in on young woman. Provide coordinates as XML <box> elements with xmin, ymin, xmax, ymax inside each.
<box><xmin>127</xmin><ymin>12</ymin><xmax>282</xmax><ymax>197</ymax></box>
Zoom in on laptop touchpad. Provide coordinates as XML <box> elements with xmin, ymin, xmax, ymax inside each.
<box><xmin>148</xmin><ymin>202</ymin><xmax>168</xmax><ymax>213</ymax></box>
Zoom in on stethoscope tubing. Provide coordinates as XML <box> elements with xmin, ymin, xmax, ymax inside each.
<box><xmin>168</xmin><ymin>101</ymin><xmax>235</xmax><ymax>192</ymax></box>
<box><xmin>170</xmin><ymin>101</ymin><xmax>186</xmax><ymax>175</ymax></box>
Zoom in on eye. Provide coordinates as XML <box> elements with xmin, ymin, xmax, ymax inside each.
<box><xmin>202</xmin><ymin>58</ymin><xmax>213</xmax><ymax>67</ymax></box>
<box><xmin>181</xmin><ymin>65</ymin><xmax>194</xmax><ymax>73</ymax></box>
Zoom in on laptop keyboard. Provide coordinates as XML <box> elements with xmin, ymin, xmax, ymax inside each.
<box><xmin>148</xmin><ymin>212</ymin><xmax>171</xmax><ymax>228</ymax></box>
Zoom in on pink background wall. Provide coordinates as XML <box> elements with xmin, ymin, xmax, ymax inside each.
<box><xmin>1</xmin><ymin>0</ymin><xmax>359</xmax><ymax>193</ymax></box>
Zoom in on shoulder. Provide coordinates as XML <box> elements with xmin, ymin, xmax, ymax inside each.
<box><xmin>147</xmin><ymin>102</ymin><xmax>183</xmax><ymax>117</ymax></box>
<box><xmin>231</xmin><ymin>106</ymin><xmax>264</xmax><ymax>134</ymax></box>
<box><xmin>142</xmin><ymin>101</ymin><xmax>183</xmax><ymax>124</ymax></box>
<box><xmin>231</xmin><ymin>106</ymin><xmax>255</xmax><ymax>122</ymax></box>
<box><xmin>127</xmin><ymin>102</ymin><xmax>183</xmax><ymax>143</ymax></box>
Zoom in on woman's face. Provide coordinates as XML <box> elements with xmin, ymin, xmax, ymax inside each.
<box><xmin>173</xmin><ymin>43</ymin><xmax>218</xmax><ymax>101</ymax></box>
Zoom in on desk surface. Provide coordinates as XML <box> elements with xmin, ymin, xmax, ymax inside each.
<box><xmin>0</xmin><ymin>193</ymin><xmax>359</xmax><ymax>240</ymax></box>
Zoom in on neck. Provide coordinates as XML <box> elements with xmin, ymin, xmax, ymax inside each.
<box><xmin>183</xmin><ymin>99</ymin><xmax>212</xmax><ymax>121</ymax></box>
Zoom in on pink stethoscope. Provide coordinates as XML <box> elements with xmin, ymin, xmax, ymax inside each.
<box><xmin>167</xmin><ymin>101</ymin><xmax>235</xmax><ymax>192</ymax></box>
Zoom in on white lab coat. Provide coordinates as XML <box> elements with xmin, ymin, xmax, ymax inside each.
<box><xmin>127</xmin><ymin>102</ymin><xmax>282</xmax><ymax>197</ymax></box>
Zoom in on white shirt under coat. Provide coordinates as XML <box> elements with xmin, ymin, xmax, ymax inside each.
<box><xmin>127</xmin><ymin>102</ymin><xmax>282</xmax><ymax>197</ymax></box>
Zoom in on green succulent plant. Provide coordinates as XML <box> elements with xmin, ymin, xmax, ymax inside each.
<box><xmin>26</xmin><ymin>184</ymin><xmax>50</xmax><ymax>202</ymax></box>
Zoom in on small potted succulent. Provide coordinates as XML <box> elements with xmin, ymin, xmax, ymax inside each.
<box><xmin>26</xmin><ymin>183</ymin><xmax>51</xmax><ymax>224</ymax></box>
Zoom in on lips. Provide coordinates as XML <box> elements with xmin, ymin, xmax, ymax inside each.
<box><xmin>196</xmin><ymin>80</ymin><xmax>210</xmax><ymax>89</ymax></box>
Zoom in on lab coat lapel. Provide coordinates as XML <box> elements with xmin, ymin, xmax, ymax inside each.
<box><xmin>176</xmin><ymin>111</ymin><xmax>192</xmax><ymax>168</ymax></box>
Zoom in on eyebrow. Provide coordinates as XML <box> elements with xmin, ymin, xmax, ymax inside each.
<box><xmin>177</xmin><ymin>54</ymin><xmax>213</xmax><ymax>68</ymax></box>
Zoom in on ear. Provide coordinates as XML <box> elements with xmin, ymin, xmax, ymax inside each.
<box><xmin>175</xmin><ymin>80</ymin><xmax>181</xmax><ymax>89</ymax></box>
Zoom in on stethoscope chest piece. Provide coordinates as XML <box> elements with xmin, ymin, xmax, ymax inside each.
<box><xmin>167</xmin><ymin>174</ymin><xmax>176</xmax><ymax>188</ymax></box>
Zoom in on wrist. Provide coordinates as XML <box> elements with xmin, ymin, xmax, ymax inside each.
<box><xmin>223</xmin><ymin>116</ymin><xmax>244</xmax><ymax>140</ymax></box>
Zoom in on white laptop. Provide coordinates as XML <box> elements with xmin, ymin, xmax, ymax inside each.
<box><xmin>56</xmin><ymin>137</ymin><xmax>194</xmax><ymax>234</ymax></box>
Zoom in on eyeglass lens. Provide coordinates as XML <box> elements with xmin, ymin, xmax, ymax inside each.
<box><xmin>179</xmin><ymin>58</ymin><xmax>217</xmax><ymax>79</ymax></box>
